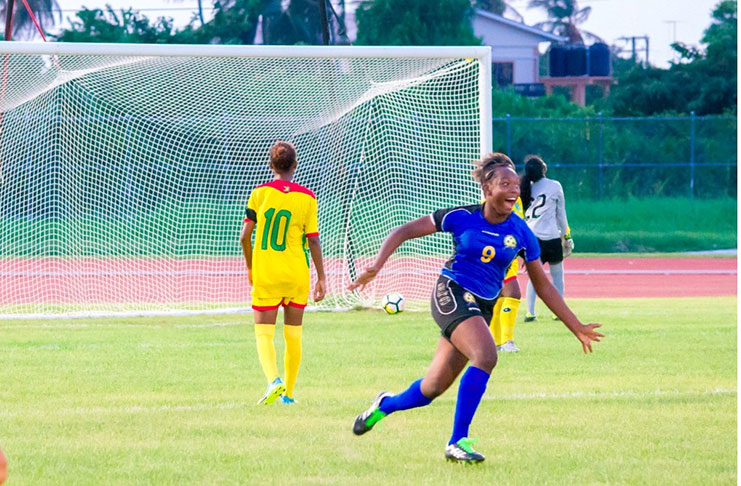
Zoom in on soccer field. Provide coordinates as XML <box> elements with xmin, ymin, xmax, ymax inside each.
<box><xmin>1</xmin><ymin>297</ymin><xmax>736</xmax><ymax>485</ymax></box>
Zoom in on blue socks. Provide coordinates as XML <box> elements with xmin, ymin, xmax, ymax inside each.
<box><xmin>376</xmin><ymin>367</ymin><xmax>491</xmax><ymax>445</ymax></box>
<box><xmin>449</xmin><ymin>366</ymin><xmax>490</xmax><ymax>445</ymax></box>
<box><xmin>379</xmin><ymin>378</ymin><xmax>432</xmax><ymax>415</ymax></box>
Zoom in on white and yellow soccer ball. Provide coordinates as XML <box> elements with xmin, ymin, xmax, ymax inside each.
<box><xmin>381</xmin><ymin>292</ymin><xmax>405</xmax><ymax>315</ymax></box>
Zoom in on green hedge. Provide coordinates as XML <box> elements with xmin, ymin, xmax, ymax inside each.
<box><xmin>569</xmin><ymin>197</ymin><xmax>737</xmax><ymax>252</ymax></box>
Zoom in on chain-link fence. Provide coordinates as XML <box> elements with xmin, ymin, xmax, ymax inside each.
<box><xmin>493</xmin><ymin>114</ymin><xmax>737</xmax><ymax>200</ymax></box>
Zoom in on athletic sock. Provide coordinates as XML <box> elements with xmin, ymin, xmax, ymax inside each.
<box><xmin>449</xmin><ymin>366</ymin><xmax>490</xmax><ymax>445</ymax></box>
<box><xmin>283</xmin><ymin>324</ymin><xmax>302</xmax><ymax>398</ymax></box>
<box><xmin>550</xmin><ymin>262</ymin><xmax>565</xmax><ymax>297</ymax></box>
<box><xmin>500</xmin><ymin>297</ymin><xmax>520</xmax><ymax>343</ymax></box>
<box><xmin>489</xmin><ymin>298</ymin><xmax>504</xmax><ymax>346</ymax></box>
<box><xmin>378</xmin><ymin>378</ymin><xmax>433</xmax><ymax>415</ymax></box>
<box><xmin>254</xmin><ymin>324</ymin><xmax>279</xmax><ymax>384</ymax></box>
<box><xmin>526</xmin><ymin>279</ymin><xmax>537</xmax><ymax>316</ymax></box>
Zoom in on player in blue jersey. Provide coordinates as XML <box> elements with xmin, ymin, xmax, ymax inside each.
<box><xmin>348</xmin><ymin>153</ymin><xmax>603</xmax><ymax>464</ymax></box>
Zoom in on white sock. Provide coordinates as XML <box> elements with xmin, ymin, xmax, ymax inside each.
<box><xmin>526</xmin><ymin>278</ymin><xmax>537</xmax><ymax>315</ymax></box>
<box><xmin>550</xmin><ymin>262</ymin><xmax>565</xmax><ymax>297</ymax></box>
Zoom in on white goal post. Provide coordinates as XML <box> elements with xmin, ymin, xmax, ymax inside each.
<box><xmin>0</xmin><ymin>42</ymin><xmax>491</xmax><ymax>318</ymax></box>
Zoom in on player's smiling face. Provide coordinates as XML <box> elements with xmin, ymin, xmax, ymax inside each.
<box><xmin>484</xmin><ymin>166</ymin><xmax>520</xmax><ymax>214</ymax></box>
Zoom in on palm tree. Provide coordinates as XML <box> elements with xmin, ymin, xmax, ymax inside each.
<box><xmin>260</xmin><ymin>0</ymin><xmax>346</xmax><ymax>45</ymax></box>
<box><xmin>528</xmin><ymin>0</ymin><xmax>602</xmax><ymax>43</ymax></box>
<box><xmin>0</xmin><ymin>0</ymin><xmax>60</xmax><ymax>39</ymax></box>
<box><xmin>473</xmin><ymin>0</ymin><xmax>524</xmax><ymax>22</ymax></box>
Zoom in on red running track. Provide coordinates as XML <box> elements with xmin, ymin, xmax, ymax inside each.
<box><xmin>518</xmin><ymin>257</ymin><xmax>737</xmax><ymax>298</ymax></box>
<box><xmin>0</xmin><ymin>256</ymin><xmax>735</xmax><ymax>305</ymax></box>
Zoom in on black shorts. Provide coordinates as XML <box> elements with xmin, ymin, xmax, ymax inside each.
<box><xmin>430</xmin><ymin>275</ymin><xmax>496</xmax><ymax>339</ymax></box>
<box><xmin>538</xmin><ymin>238</ymin><xmax>563</xmax><ymax>265</ymax></box>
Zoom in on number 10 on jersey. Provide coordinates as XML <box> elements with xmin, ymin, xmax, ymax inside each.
<box><xmin>261</xmin><ymin>208</ymin><xmax>292</xmax><ymax>251</ymax></box>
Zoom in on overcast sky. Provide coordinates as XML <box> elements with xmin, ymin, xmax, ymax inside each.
<box><xmin>46</xmin><ymin>0</ymin><xmax>721</xmax><ymax>68</ymax></box>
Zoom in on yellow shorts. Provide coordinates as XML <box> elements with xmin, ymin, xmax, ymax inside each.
<box><xmin>251</xmin><ymin>281</ymin><xmax>309</xmax><ymax>311</ymax></box>
<box><xmin>504</xmin><ymin>258</ymin><xmax>519</xmax><ymax>284</ymax></box>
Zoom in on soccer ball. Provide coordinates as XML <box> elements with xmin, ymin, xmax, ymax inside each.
<box><xmin>381</xmin><ymin>292</ymin><xmax>405</xmax><ymax>315</ymax></box>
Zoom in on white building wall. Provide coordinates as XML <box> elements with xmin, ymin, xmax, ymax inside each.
<box><xmin>473</xmin><ymin>16</ymin><xmax>549</xmax><ymax>84</ymax></box>
<box><xmin>490</xmin><ymin>46</ymin><xmax>540</xmax><ymax>83</ymax></box>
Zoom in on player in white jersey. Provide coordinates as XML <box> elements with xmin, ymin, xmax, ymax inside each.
<box><xmin>521</xmin><ymin>155</ymin><xmax>573</xmax><ymax>321</ymax></box>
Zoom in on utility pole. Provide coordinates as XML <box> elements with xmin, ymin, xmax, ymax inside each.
<box><xmin>617</xmin><ymin>35</ymin><xmax>650</xmax><ymax>67</ymax></box>
<box><xmin>664</xmin><ymin>20</ymin><xmax>681</xmax><ymax>62</ymax></box>
<box><xmin>318</xmin><ymin>0</ymin><xmax>330</xmax><ymax>45</ymax></box>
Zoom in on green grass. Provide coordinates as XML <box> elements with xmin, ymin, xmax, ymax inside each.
<box><xmin>569</xmin><ymin>197</ymin><xmax>737</xmax><ymax>252</ymax></box>
<box><xmin>0</xmin><ymin>297</ymin><xmax>736</xmax><ymax>485</ymax></box>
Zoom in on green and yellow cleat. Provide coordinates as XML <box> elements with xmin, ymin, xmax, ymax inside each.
<box><xmin>257</xmin><ymin>377</ymin><xmax>286</xmax><ymax>405</ymax></box>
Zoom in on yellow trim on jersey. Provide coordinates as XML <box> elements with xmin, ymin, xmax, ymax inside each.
<box><xmin>504</xmin><ymin>258</ymin><xmax>519</xmax><ymax>282</ymax></box>
<box><xmin>512</xmin><ymin>196</ymin><xmax>524</xmax><ymax>218</ymax></box>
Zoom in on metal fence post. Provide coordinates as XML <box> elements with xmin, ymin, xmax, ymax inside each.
<box><xmin>598</xmin><ymin>112</ymin><xmax>604</xmax><ymax>200</ymax></box>
<box><xmin>690</xmin><ymin>111</ymin><xmax>696</xmax><ymax>198</ymax></box>
<box><xmin>506</xmin><ymin>113</ymin><xmax>511</xmax><ymax>156</ymax></box>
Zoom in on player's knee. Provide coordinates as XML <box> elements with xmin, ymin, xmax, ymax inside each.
<box><xmin>421</xmin><ymin>380</ymin><xmax>447</xmax><ymax>399</ymax></box>
<box><xmin>502</xmin><ymin>279</ymin><xmax>521</xmax><ymax>300</ymax></box>
<box><xmin>471</xmin><ymin>348</ymin><xmax>498</xmax><ymax>373</ymax></box>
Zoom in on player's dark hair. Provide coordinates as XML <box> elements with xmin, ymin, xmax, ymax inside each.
<box><xmin>521</xmin><ymin>155</ymin><xmax>547</xmax><ymax>211</ymax></box>
<box><xmin>472</xmin><ymin>152</ymin><xmax>515</xmax><ymax>184</ymax></box>
<box><xmin>269</xmin><ymin>141</ymin><xmax>297</xmax><ymax>173</ymax></box>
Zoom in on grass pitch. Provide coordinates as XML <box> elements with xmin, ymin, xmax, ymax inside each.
<box><xmin>0</xmin><ymin>297</ymin><xmax>736</xmax><ymax>485</ymax></box>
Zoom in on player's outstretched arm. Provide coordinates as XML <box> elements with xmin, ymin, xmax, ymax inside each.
<box><xmin>307</xmin><ymin>235</ymin><xmax>326</xmax><ymax>302</ymax></box>
<box><xmin>525</xmin><ymin>259</ymin><xmax>604</xmax><ymax>353</ymax></box>
<box><xmin>348</xmin><ymin>216</ymin><xmax>437</xmax><ymax>291</ymax></box>
<box><xmin>239</xmin><ymin>221</ymin><xmax>255</xmax><ymax>285</ymax></box>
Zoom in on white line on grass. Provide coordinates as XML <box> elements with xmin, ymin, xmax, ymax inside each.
<box><xmin>1</xmin><ymin>389</ymin><xmax>735</xmax><ymax>419</ymax></box>
<box><xmin>0</xmin><ymin>321</ymin><xmax>250</xmax><ymax>330</ymax></box>
<box><xmin>484</xmin><ymin>388</ymin><xmax>737</xmax><ymax>401</ymax></box>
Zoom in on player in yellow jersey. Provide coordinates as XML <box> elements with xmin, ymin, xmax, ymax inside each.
<box><xmin>489</xmin><ymin>194</ymin><xmax>525</xmax><ymax>353</ymax></box>
<box><xmin>239</xmin><ymin>141</ymin><xmax>326</xmax><ymax>405</ymax></box>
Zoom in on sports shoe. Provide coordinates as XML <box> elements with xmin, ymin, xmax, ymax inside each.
<box><xmin>445</xmin><ymin>437</ymin><xmax>485</xmax><ymax>463</ymax></box>
<box><xmin>499</xmin><ymin>340</ymin><xmax>520</xmax><ymax>353</ymax></box>
<box><xmin>257</xmin><ymin>377</ymin><xmax>286</xmax><ymax>405</ymax></box>
<box><xmin>353</xmin><ymin>391</ymin><xmax>392</xmax><ymax>436</ymax></box>
<box><xmin>278</xmin><ymin>395</ymin><xmax>295</xmax><ymax>405</ymax></box>
<box><xmin>524</xmin><ymin>313</ymin><xmax>537</xmax><ymax>322</ymax></box>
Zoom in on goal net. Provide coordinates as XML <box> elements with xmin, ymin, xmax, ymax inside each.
<box><xmin>0</xmin><ymin>43</ymin><xmax>491</xmax><ymax>318</ymax></box>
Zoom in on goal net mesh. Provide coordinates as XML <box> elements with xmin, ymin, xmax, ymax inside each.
<box><xmin>0</xmin><ymin>47</ymin><xmax>484</xmax><ymax>317</ymax></box>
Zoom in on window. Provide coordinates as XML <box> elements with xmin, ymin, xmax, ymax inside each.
<box><xmin>492</xmin><ymin>62</ymin><xmax>513</xmax><ymax>87</ymax></box>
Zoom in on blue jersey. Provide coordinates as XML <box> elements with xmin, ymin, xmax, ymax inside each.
<box><xmin>431</xmin><ymin>204</ymin><xmax>541</xmax><ymax>300</ymax></box>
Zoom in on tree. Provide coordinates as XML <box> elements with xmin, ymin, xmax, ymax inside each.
<box><xmin>52</xmin><ymin>7</ymin><xmax>179</xmax><ymax>43</ymax></box>
<box><xmin>53</xmin><ymin>0</ymin><xmax>266</xmax><ymax>45</ymax></box>
<box><xmin>178</xmin><ymin>0</ymin><xmax>264</xmax><ymax>44</ymax></box>
<box><xmin>355</xmin><ymin>0</ymin><xmax>480</xmax><ymax>46</ymax></box>
<box><xmin>527</xmin><ymin>0</ymin><xmax>601</xmax><ymax>43</ymax></box>
<box><xmin>472</xmin><ymin>0</ymin><xmax>523</xmax><ymax>22</ymax></box>
<box><xmin>606</xmin><ymin>0</ymin><xmax>736</xmax><ymax>115</ymax></box>
<box><xmin>0</xmin><ymin>0</ymin><xmax>60</xmax><ymax>39</ymax></box>
<box><xmin>260</xmin><ymin>0</ymin><xmax>324</xmax><ymax>45</ymax></box>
